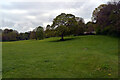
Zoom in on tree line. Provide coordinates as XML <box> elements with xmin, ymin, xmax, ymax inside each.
<box><xmin>0</xmin><ymin>26</ymin><xmax>44</xmax><ymax>41</ymax></box>
<box><xmin>0</xmin><ymin>1</ymin><xmax>120</xmax><ymax>41</ymax></box>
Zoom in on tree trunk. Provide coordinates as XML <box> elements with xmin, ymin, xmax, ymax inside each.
<box><xmin>60</xmin><ymin>33</ymin><xmax>64</xmax><ymax>41</ymax></box>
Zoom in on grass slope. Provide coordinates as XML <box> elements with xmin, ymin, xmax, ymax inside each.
<box><xmin>2</xmin><ymin>35</ymin><xmax>118</xmax><ymax>78</ymax></box>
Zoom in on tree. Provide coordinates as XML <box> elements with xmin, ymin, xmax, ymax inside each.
<box><xmin>51</xmin><ymin>13</ymin><xmax>76</xmax><ymax>40</ymax></box>
<box><xmin>46</xmin><ymin>25</ymin><xmax>51</xmax><ymax>30</ymax></box>
<box><xmin>24</xmin><ymin>32</ymin><xmax>30</xmax><ymax>40</ymax></box>
<box><xmin>36</xmin><ymin>26</ymin><xmax>44</xmax><ymax>40</ymax></box>
<box><xmin>18</xmin><ymin>33</ymin><xmax>24</xmax><ymax>40</ymax></box>
<box><xmin>92</xmin><ymin>1</ymin><xmax>120</xmax><ymax>37</ymax></box>
<box><xmin>86</xmin><ymin>22</ymin><xmax>95</xmax><ymax>32</ymax></box>
<box><xmin>75</xmin><ymin>17</ymin><xmax>85</xmax><ymax>35</ymax></box>
<box><xmin>56</xmin><ymin>25</ymin><xmax>69</xmax><ymax>40</ymax></box>
<box><xmin>30</xmin><ymin>31</ymin><xmax>36</xmax><ymax>39</ymax></box>
<box><xmin>2</xmin><ymin>29</ymin><xmax>18</xmax><ymax>41</ymax></box>
<box><xmin>9</xmin><ymin>30</ymin><xmax>18</xmax><ymax>41</ymax></box>
<box><xmin>45</xmin><ymin>25</ymin><xmax>56</xmax><ymax>38</ymax></box>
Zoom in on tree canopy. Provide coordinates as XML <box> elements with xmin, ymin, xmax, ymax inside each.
<box><xmin>51</xmin><ymin>13</ymin><xmax>84</xmax><ymax>40</ymax></box>
<box><xmin>92</xmin><ymin>1</ymin><xmax>120</xmax><ymax>36</ymax></box>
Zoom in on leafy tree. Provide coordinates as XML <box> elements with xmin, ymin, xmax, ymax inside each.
<box><xmin>51</xmin><ymin>13</ymin><xmax>76</xmax><ymax>40</ymax></box>
<box><xmin>46</xmin><ymin>25</ymin><xmax>51</xmax><ymax>30</ymax></box>
<box><xmin>2</xmin><ymin>29</ymin><xmax>18</xmax><ymax>41</ymax></box>
<box><xmin>56</xmin><ymin>25</ymin><xmax>69</xmax><ymax>40</ymax></box>
<box><xmin>24</xmin><ymin>32</ymin><xmax>30</xmax><ymax>40</ymax></box>
<box><xmin>92</xmin><ymin>1</ymin><xmax>120</xmax><ymax>37</ymax></box>
<box><xmin>45</xmin><ymin>25</ymin><xmax>56</xmax><ymax>38</ymax></box>
<box><xmin>86</xmin><ymin>22</ymin><xmax>95</xmax><ymax>32</ymax></box>
<box><xmin>75</xmin><ymin>17</ymin><xmax>85</xmax><ymax>35</ymax></box>
<box><xmin>36</xmin><ymin>26</ymin><xmax>44</xmax><ymax>40</ymax></box>
<box><xmin>30</xmin><ymin>31</ymin><xmax>36</xmax><ymax>39</ymax></box>
<box><xmin>17</xmin><ymin>33</ymin><xmax>25</xmax><ymax>40</ymax></box>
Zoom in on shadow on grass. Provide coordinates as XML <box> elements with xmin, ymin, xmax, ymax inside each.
<box><xmin>49</xmin><ymin>37</ymin><xmax>76</xmax><ymax>42</ymax></box>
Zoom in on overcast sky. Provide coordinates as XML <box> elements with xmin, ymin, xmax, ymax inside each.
<box><xmin>0</xmin><ymin>0</ymin><xmax>110</xmax><ymax>32</ymax></box>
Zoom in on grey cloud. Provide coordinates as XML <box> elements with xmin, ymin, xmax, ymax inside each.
<box><xmin>2</xmin><ymin>2</ymin><xmax>85</xmax><ymax>10</ymax></box>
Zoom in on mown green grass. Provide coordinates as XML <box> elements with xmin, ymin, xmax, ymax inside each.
<box><xmin>2</xmin><ymin>35</ymin><xmax>118</xmax><ymax>78</ymax></box>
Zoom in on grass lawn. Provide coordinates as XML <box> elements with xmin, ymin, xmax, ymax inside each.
<box><xmin>2</xmin><ymin>35</ymin><xmax>118</xmax><ymax>78</ymax></box>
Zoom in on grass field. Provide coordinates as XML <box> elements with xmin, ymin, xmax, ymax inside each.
<box><xmin>2</xmin><ymin>35</ymin><xmax>118</xmax><ymax>78</ymax></box>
